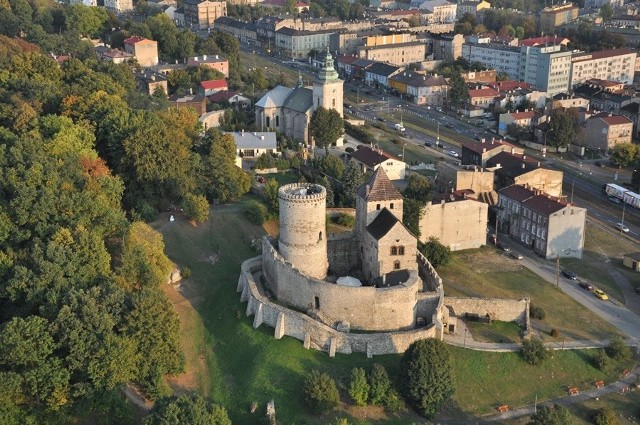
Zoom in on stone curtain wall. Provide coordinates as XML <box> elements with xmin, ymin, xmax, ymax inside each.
<box><xmin>444</xmin><ymin>297</ymin><xmax>530</xmax><ymax>329</ymax></box>
<box><xmin>327</xmin><ymin>233</ymin><xmax>359</xmax><ymax>276</ymax></box>
<box><xmin>238</xmin><ymin>256</ymin><xmax>440</xmax><ymax>357</ymax></box>
<box><xmin>261</xmin><ymin>237</ymin><xmax>421</xmax><ymax>331</ymax></box>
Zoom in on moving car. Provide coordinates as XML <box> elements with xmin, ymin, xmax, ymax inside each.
<box><xmin>446</xmin><ymin>123</ymin><xmax>454</xmax><ymax>129</ymax></box>
<box><xmin>594</xmin><ymin>289</ymin><xmax>609</xmax><ymax>300</ymax></box>
<box><xmin>376</xmin><ymin>117</ymin><xmax>385</xmax><ymax>122</ymax></box>
<box><xmin>562</xmin><ymin>269</ymin><xmax>577</xmax><ymax>280</ymax></box>
<box><xmin>448</xmin><ymin>150</ymin><xmax>459</xmax><ymax>157</ymax></box>
<box><xmin>424</xmin><ymin>142</ymin><xmax>433</xmax><ymax>147</ymax></box>
<box><xmin>578</xmin><ymin>281</ymin><xmax>593</xmax><ymax>291</ymax></box>
<box><xmin>509</xmin><ymin>251</ymin><xmax>523</xmax><ymax>260</ymax></box>
<box><xmin>615</xmin><ymin>223</ymin><xmax>630</xmax><ymax>233</ymax></box>
<box><xmin>595</xmin><ymin>161</ymin><xmax>605</xmax><ymax>168</ymax></box>
<box><xmin>496</xmin><ymin>242</ymin><xmax>510</xmax><ymax>252</ymax></box>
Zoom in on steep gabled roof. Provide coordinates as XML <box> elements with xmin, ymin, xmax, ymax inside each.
<box><xmin>255</xmin><ymin>85</ymin><xmax>293</xmax><ymax>108</ymax></box>
<box><xmin>366</xmin><ymin>208</ymin><xmax>399</xmax><ymax>240</ymax></box>
<box><xmin>283</xmin><ymin>86</ymin><xmax>313</xmax><ymax>113</ymax></box>
<box><xmin>357</xmin><ymin>166</ymin><xmax>403</xmax><ymax>202</ymax></box>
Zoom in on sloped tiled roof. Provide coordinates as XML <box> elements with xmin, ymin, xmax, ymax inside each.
<box><xmin>356</xmin><ymin>166</ymin><xmax>402</xmax><ymax>202</ymax></box>
<box><xmin>599</xmin><ymin>115</ymin><xmax>632</xmax><ymax>126</ymax></box>
<box><xmin>522</xmin><ymin>194</ymin><xmax>568</xmax><ymax>216</ymax></box>
<box><xmin>208</xmin><ymin>90</ymin><xmax>240</xmax><ymax>103</ymax></box>
<box><xmin>366</xmin><ymin>208</ymin><xmax>399</xmax><ymax>240</ymax></box>
<box><xmin>255</xmin><ymin>85</ymin><xmax>293</xmax><ymax>108</ymax></box>
<box><xmin>365</xmin><ymin>62</ymin><xmax>402</xmax><ymax>78</ymax></box>
<box><xmin>200</xmin><ymin>79</ymin><xmax>228</xmax><ymax>90</ymax></box>
<box><xmin>283</xmin><ymin>87</ymin><xmax>313</xmax><ymax>113</ymax></box>
<box><xmin>498</xmin><ymin>184</ymin><xmax>536</xmax><ymax>202</ymax></box>
<box><xmin>469</xmin><ymin>88</ymin><xmax>499</xmax><ymax>98</ymax></box>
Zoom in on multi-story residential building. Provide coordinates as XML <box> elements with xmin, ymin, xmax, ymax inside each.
<box><xmin>584</xmin><ymin>113</ymin><xmax>633</xmax><ymax>151</ymax></box>
<box><xmin>461</xmin><ymin>42</ymin><xmax>521</xmax><ymax>80</ymax></box>
<box><xmin>498</xmin><ymin>110</ymin><xmax>545</xmax><ymax>136</ymax></box>
<box><xmin>487</xmin><ymin>152</ymin><xmax>563</xmax><ymax>197</ymax></box>
<box><xmin>426</xmin><ymin>33</ymin><xmax>464</xmax><ymax>62</ymax></box>
<box><xmin>276</xmin><ymin>28</ymin><xmax>335</xmax><ymax>59</ymax></box>
<box><xmin>498</xmin><ymin>184</ymin><xmax>585</xmax><ymax>259</ymax></box>
<box><xmin>435</xmin><ymin>162</ymin><xmax>495</xmax><ymax>195</ymax></box>
<box><xmin>358</xmin><ymin>41</ymin><xmax>426</xmax><ymax>66</ymax></box>
<box><xmin>461</xmin><ymin>69</ymin><xmax>496</xmax><ymax>83</ymax></box>
<box><xmin>539</xmin><ymin>3</ymin><xmax>579</xmax><ymax>35</ymax></box>
<box><xmin>548</xmin><ymin>93</ymin><xmax>590</xmax><ymax>111</ymax></box>
<box><xmin>104</xmin><ymin>0</ymin><xmax>132</xmax><ymax>12</ymax></box>
<box><xmin>410</xmin><ymin>0</ymin><xmax>457</xmax><ymax>23</ymax></box>
<box><xmin>570</xmin><ymin>49</ymin><xmax>637</xmax><ymax>87</ymax></box>
<box><xmin>461</xmin><ymin>138</ymin><xmax>523</xmax><ymax>167</ymax></box>
<box><xmin>365</xmin><ymin>63</ymin><xmax>404</xmax><ymax>88</ymax></box>
<box><xmin>124</xmin><ymin>37</ymin><xmax>158</xmax><ymax>67</ymax></box>
<box><xmin>620</xmin><ymin>101</ymin><xmax>640</xmax><ymax>137</ymax></box>
<box><xmin>135</xmin><ymin>71</ymin><xmax>168</xmax><ymax>95</ymax></box>
<box><xmin>168</xmin><ymin>94</ymin><xmax>207</xmax><ymax>116</ymax></box>
<box><xmin>468</xmin><ymin>87</ymin><xmax>499</xmax><ymax>108</ymax></box>
<box><xmin>183</xmin><ymin>0</ymin><xmax>227</xmax><ymax>29</ymax></box>
<box><xmin>388</xmin><ymin>72</ymin><xmax>448</xmax><ymax>106</ymax></box>
<box><xmin>456</xmin><ymin>0</ymin><xmax>490</xmax><ymax>18</ymax></box>
<box><xmin>214</xmin><ymin>17</ymin><xmax>258</xmax><ymax>45</ymax></box>
<box><xmin>95</xmin><ymin>46</ymin><xmax>134</xmax><ymax>64</ymax></box>
<box><xmin>187</xmin><ymin>55</ymin><xmax>229</xmax><ymax>77</ymax></box>
<box><xmin>419</xmin><ymin>195</ymin><xmax>488</xmax><ymax>251</ymax></box>
<box><xmin>520</xmin><ymin>45</ymin><xmax>572</xmax><ymax>96</ymax></box>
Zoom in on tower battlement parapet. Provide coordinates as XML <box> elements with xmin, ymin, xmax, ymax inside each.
<box><xmin>278</xmin><ymin>183</ymin><xmax>326</xmax><ymax>202</ymax></box>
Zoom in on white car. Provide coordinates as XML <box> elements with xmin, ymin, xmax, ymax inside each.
<box><xmin>448</xmin><ymin>150</ymin><xmax>459</xmax><ymax>157</ymax></box>
<box><xmin>615</xmin><ymin>223</ymin><xmax>630</xmax><ymax>233</ymax></box>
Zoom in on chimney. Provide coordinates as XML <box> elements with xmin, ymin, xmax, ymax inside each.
<box><xmin>482</xmin><ymin>148</ymin><xmax>486</xmax><ymax>153</ymax></box>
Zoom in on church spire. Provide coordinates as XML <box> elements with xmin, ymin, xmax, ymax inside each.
<box><xmin>316</xmin><ymin>47</ymin><xmax>339</xmax><ymax>82</ymax></box>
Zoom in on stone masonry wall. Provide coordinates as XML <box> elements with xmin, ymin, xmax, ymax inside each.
<box><xmin>327</xmin><ymin>233</ymin><xmax>359</xmax><ymax>276</ymax></box>
<box><xmin>238</xmin><ymin>256</ymin><xmax>440</xmax><ymax>357</ymax></box>
<box><xmin>262</xmin><ymin>237</ymin><xmax>421</xmax><ymax>331</ymax></box>
<box><xmin>444</xmin><ymin>297</ymin><xmax>530</xmax><ymax>329</ymax></box>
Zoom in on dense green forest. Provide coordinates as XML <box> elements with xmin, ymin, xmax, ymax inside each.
<box><xmin>0</xmin><ymin>0</ymin><xmax>248</xmax><ymax>422</ymax></box>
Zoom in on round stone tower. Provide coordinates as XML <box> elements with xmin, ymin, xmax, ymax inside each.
<box><xmin>278</xmin><ymin>183</ymin><xmax>328</xmax><ymax>280</ymax></box>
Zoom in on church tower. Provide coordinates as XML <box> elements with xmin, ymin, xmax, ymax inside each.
<box><xmin>313</xmin><ymin>48</ymin><xmax>343</xmax><ymax>118</ymax></box>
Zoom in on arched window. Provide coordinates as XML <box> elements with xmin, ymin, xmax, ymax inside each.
<box><xmin>390</xmin><ymin>203</ymin><xmax>394</xmax><ymax>209</ymax></box>
<box><xmin>398</xmin><ymin>246</ymin><xmax>405</xmax><ymax>255</ymax></box>
<box><xmin>393</xmin><ymin>261</ymin><xmax>401</xmax><ymax>270</ymax></box>
<box><xmin>266</xmin><ymin>116</ymin><xmax>270</xmax><ymax>127</ymax></box>
<box><xmin>391</xmin><ymin>246</ymin><xmax>398</xmax><ymax>255</ymax></box>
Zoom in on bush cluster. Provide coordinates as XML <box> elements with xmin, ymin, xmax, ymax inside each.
<box><xmin>344</xmin><ymin>122</ymin><xmax>376</xmax><ymax>145</ymax></box>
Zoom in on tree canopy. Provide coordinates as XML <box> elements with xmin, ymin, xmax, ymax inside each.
<box><xmin>309</xmin><ymin>107</ymin><xmax>344</xmax><ymax>151</ymax></box>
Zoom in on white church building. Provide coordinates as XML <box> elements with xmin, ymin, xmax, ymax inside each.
<box><xmin>254</xmin><ymin>48</ymin><xmax>343</xmax><ymax>146</ymax></box>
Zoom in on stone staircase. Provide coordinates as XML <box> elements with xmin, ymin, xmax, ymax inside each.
<box><xmin>307</xmin><ymin>308</ymin><xmax>336</xmax><ymax>328</ymax></box>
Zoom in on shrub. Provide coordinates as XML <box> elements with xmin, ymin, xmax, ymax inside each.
<box><xmin>245</xmin><ymin>200</ymin><xmax>269</xmax><ymax>225</ymax></box>
<box><xmin>400</xmin><ymin>338</ymin><xmax>454</xmax><ymax>418</ymax></box>
<box><xmin>345</xmin><ymin>147</ymin><xmax>354</xmax><ymax>153</ymax></box>
<box><xmin>418</xmin><ymin>238</ymin><xmax>452</xmax><ymax>268</ymax></box>
<box><xmin>348</xmin><ymin>368</ymin><xmax>369</xmax><ymax>406</ymax></box>
<box><xmin>143</xmin><ymin>394</ymin><xmax>231</xmax><ymax>425</ymax></box>
<box><xmin>594</xmin><ymin>348</ymin><xmax>610</xmax><ymax>371</ymax></box>
<box><xmin>605</xmin><ymin>335</ymin><xmax>630</xmax><ymax>361</ymax></box>
<box><xmin>303</xmin><ymin>370</ymin><xmax>340</xmax><ymax>414</ymax></box>
<box><xmin>595</xmin><ymin>407</ymin><xmax>617</xmax><ymax>425</ymax></box>
<box><xmin>550</xmin><ymin>329</ymin><xmax>560</xmax><ymax>338</ymax></box>
<box><xmin>368</xmin><ymin>363</ymin><xmax>391</xmax><ymax>405</ymax></box>
<box><xmin>527</xmin><ymin>404</ymin><xmax>571</xmax><ymax>425</ymax></box>
<box><xmin>530</xmin><ymin>305</ymin><xmax>546</xmax><ymax>320</ymax></box>
<box><xmin>331</xmin><ymin>212</ymin><xmax>355</xmax><ymax>228</ymax></box>
<box><xmin>521</xmin><ymin>337</ymin><xmax>550</xmax><ymax>365</ymax></box>
<box><xmin>384</xmin><ymin>389</ymin><xmax>405</xmax><ymax>413</ymax></box>
<box><xmin>254</xmin><ymin>153</ymin><xmax>276</xmax><ymax>170</ymax></box>
<box><xmin>181</xmin><ymin>267</ymin><xmax>192</xmax><ymax>280</ymax></box>
<box><xmin>182</xmin><ymin>193</ymin><xmax>209</xmax><ymax>224</ymax></box>
<box><xmin>344</xmin><ymin>122</ymin><xmax>375</xmax><ymax>145</ymax></box>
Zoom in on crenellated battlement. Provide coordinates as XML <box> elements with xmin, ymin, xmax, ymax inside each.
<box><xmin>278</xmin><ymin>183</ymin><xmax>326</xmax><ymax>202</ymax></box>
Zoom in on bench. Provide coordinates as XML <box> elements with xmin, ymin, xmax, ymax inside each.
<box><xmin>595</xmin><ymin>380</ymin><xmax>605</xmax><ymax>389</ymax></box>
<box><xmin>568</xmin><ymin>387</ymin><xmax>579</xmax><ymax>395</ymax></box>
<box><xmin>497</xmin><ymin>405</ymin><xmax>509</xmax><ymax>413</ymax></box>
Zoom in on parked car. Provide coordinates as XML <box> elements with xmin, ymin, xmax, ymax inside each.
<box><xmin>448</xmin><ymin>150</ymin><xmax>459</xmax><ymax>157</ymax></box>
<box><xmin>615</xmin><ymin>222</ymin><xmax>630</xmax><ymax>233</ymax></box>
<box><xmin>496</xmin><ymin>242</ymin><xmax>510</xmax><ymax>252</ymax></box>
<box><xmin>579</xmin><ymin>281</ymin><xmax>593</xmax><ymax>291</ymax></box>
<box><xmin>595</xmin><ymin>161</ymin><xmax>605</xmax><ymax>168</ymax></box>
<box><xmin>594</xmin><ymin>289</ymin><xmax>609</xmax><ymax>300</ymax></box>
<box><xmin>376</xmin><ymin>117</ymin><xmax>385</xmax><ymax>122</ymax></box>
<box><xmin>562</xmin><ymin>269</ymin><xmax>577</xmax><ymax>280</ymax></box>
<box><xmin>445</xmin><ymin>123</ymin><xmax>454</xmax><ymax>129</ymax></box>
<box><xmin>424</xmin><ymin>142</ymin><xmax>433</xmax><ymax>147</ymax></box>
<box><xmin>509</xmin><ymin>251</ymin><xmax>523</xmax><ymax>260</ymax></box>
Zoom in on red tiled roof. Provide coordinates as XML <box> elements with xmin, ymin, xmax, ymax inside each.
<box><xmin>522</xmin><ymin>194</ymin><xmax>568</xmax><ymax>216</ymax></box>
<box><xmin>599</xmin><ymin>115</ymin><xmax>632</xmax><ymax>125</ymax></box>
<box><xmin>461</xmin><ymin>139</ymin><xmax>514</xmax><ymax>155</ymax></box>
<box><xmin>337</xmin><ymin>55</ymin><xmax>359</xmax><ymax>64</ymax></box>
<box><xmin>200</xmin><ymin>79</ymin><xmax>228</xmax><ymax>90</ymax></box>
<box><xmin>572</xmin><ymin>48</ymin><xmax>636</xmax><ymax>62</ymax></box>
<box><xmin>499</xmin><ymin>184</ymin><xmax>536</xmax><ymax>202</ymax></box>
<box><xmin>351</xmin><ymin>146</ymin><xmax>399</xmax><ymax>169</ymax></box>
<box><xmin>519</xmin><ymin>36</ymin><xmax>569</xmax><ymax>47</ymax></box>
<box><xmin>357</xmin><ymin>166</ymin><xmax>403</xmax><ymax>201</ymax></box>
<box><xmin>469</xmin><ymin>88</ymin><xmax>499</xmax><ymax>98</ymax></box>
<box><xmin>509</xmin><ymin>111</ymin><xmax>536</xmax><ymax>120</ymax></box>
<box><xmin>487</xmin><ymin>80</ymin><xmax>531</xmax><ymax>91</ymax></box>
<box><xmin>124</xmin><ymin>36</ymin><xmax>151</xmax><ymax>45</ymax></box>
<box><xmin>208</xmin><ymin>90</ymin><xmax>238</xmax><ymax>102</ymax></box>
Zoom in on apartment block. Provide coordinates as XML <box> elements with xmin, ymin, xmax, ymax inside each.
<box><xmin>183</xmin><ymin>0</ymin><xmax>227</xmax><ymax>29</ymax></box>
<box><xmin>187</xmin><ymin>55</ymin><xmax>229</xmax><ymax>77</ymax></box>
<box><xmin>570</xmin><ymin>49</ymin><xmax>637</xmax><ymax>87</ymax></box>
<box><xmin>275</xmin><ymin>28</ymin><xmax>334</xmax><ymax>59</ymax></box>
<box><xmin>584</xmin><ymin>113</ymin><xmax>633</xmax><ymax>151</ymax></box>
<box><xmin>539</xmin><ymin>3</ymin><xmax>579</xmax><ymax>35</ymax></box>
<box><xmin>104</xmin><ymin>0</ymin><xmax>133</xmax><ymax>12</ymax></box>
<box><xmin>123</xmin><ymin>37</ymin><xmax>158</xmax><ymax>67</ymax></box>
<box><xmin>358</xmin><ymin>41</ymin><xmax>427</xmax><ymax>66</ymax></box>
<box><xmin>462</xmin><ymin>42</ymin><xmax>521</xmax><ymax>80</ymax></box>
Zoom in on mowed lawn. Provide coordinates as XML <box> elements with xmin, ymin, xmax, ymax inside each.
<box><xmin>439</xmin><ymin>248</ymin><xmax>619</xmax><ymax>341</ymax></box>
<box><xmin>156</xmin><ymin>204</ymin><xmax>634</xmax><ymax>423</ymax></box>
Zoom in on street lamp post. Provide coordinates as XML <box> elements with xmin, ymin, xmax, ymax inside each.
<box><xmin>543</xmin><ymin>127</ymin><xmax>553</xmax><ymax>157</ymax></box>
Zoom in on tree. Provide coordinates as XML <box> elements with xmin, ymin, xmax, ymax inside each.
<box><xmin>419</xmin><ymin>238</ymin><xmax>451</xmax><ymax>268</ymax></box>
<box><xmin>521</xmin><ymin>337</ymin><xmax>550</xmax><ymax>365</ymax></box>
<box><xmin>263</xmin><ymin>178</ymin><xmax>280</xmax><ymax>215</ymax></box>
<box><xmin>609</xmin><ymin>143</ymin><xmax>638</xmax><ymax>168</ymax></box>
<box><xmin>303</xmin><ymin>370</ymin><xmax>340</xmax><ymax>414</ymax></box>
<box><xmin>448</xmin><ymin>71</ymin><xmax>468</xmax><ymax>109</ymax></box>
<box><xmin>595</xmin><ymin>407</ymin><xmax>617</xmax><ymax>425</ymax></box>
<box><xmin>248</xmin><ymin>67</ymin><xmax>268</xmax><ymax>92</ymax></box>
<box><xmin>368</xmin><ymin>363</ymin><xmax>391</xmax><ymax>406</ymax></box>
<box><xmin>316</xmin><ymin>154</ymin><xmax>345</xmax><ymax>180</ymax></box>
<box><xmin>547</xmin><ymin>110</ymin><xmax>576</xmax><ymax>148</ymax></box>
<box><xmin>507</xmin><ymin>123</ymin><xmax>530</xmax><ymax>143</ymax></box>
<box><xmin>341</xmin><ymin>161</ymin><xmax>364</xmax><ymax>207</ymax></box>
<box><xmin>348</xmin><ymin>368</ymin><xmax>369</xmax><ymax>407</ymax></box>
<box><xmin>244</xmin><ymin>200</ymin><xmax>269</xmax><ymax>225</ymax></box>
<box><xmin>594</xmin><ymin>348</ymin><xmax>610</xmax><ymax>371</ymax></box>
<box><xmin>309</xmin><ymin>107</ymin><xmax>343</xmax><ymax>152</ymax></box>
<box><xmin>319</xmin><ymin>176</ymin><xmax>335</xmax><ymax>207</ymax></box>
<box><xmin>599</xmin><ymin>3</ymin><xmax>613</xmax><ymax>22</ymax></box>
<box><xmin>403</xmin><ymin>173</ymin><xmax>431</xmax><ymax>202</ymax></box>
<box><xmin>605</xmin><ymin>335</ymin><xmax>630</xmax><ymax>361</ymax></box>
<box><xmin>527</xmin><ymin>404</ymin><xmax>571</xmax><ymax>425</ymax></box>
<box><xmin>143</xmin><ymin>394</ymin><xmax>231</xmax><ymax>425</ymax></box>
<box><xmin>182</xmin><ymin>193</ymin><xmax>210</xmax><ymax>224</ymax></box>
<box><xmin>403</xmin><ymin>198</ymin><xmax>424</xmax><ymax>239</ymax></box>
<box><xmin>118</xmin><ymin>222</ymin><xmax>174</xmax><ymax>289</ymax></box>
<box><xmin>401</xmin><ymin>338</ymin><xmax>454</xmax><ymax>418</ymax></box>
<box><xmin>66</xmin><ymin>4</ymin><xmax>109</xmax><ymax>38</ymax></box>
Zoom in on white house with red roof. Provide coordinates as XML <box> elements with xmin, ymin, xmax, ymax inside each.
<box><xmin>199</xmin><ymin>79</ymin><xmax>228</xmax><ymax>96</ymax></box>
<box><xmin>468</xmin><ymin>88</ymin><xmax>499</xmax><ymax>108</ymax></box>
<box><xmin>350</xmin><ymin>146</ymin><xmax>406</xmax><ymax>180</ymax></box>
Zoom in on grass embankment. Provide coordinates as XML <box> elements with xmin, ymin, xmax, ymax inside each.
<box><xmin>156</xmin><ymin>201</ymin><xmax>635</xmax><ymax>423</ymax></box>
<box><xmin>440</xmin><ymin>247</ymin><xmax>619</xmax><ymax>341</ymax></box>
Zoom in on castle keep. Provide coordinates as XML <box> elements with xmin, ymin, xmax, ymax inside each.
<box><xmin>237</xmin><ymin>169</ymin><xmax>448</xmax><ymax>356</ymax></box>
